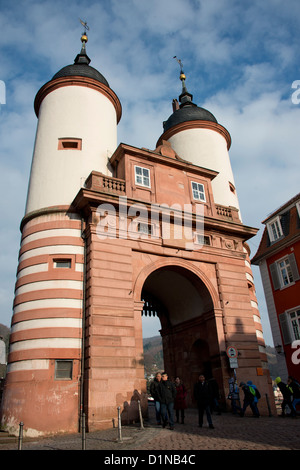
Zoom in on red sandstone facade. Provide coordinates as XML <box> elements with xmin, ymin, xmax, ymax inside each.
<box><xmin>72</xmin><ymin>139</ymin><xmax>276</xmax><ymax>430</ymax></box>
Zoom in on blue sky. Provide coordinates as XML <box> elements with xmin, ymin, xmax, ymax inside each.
<box><xmin>1</xmin><ymin>0</ymin><xmax>300</xmax><ymax>345</ymax></box>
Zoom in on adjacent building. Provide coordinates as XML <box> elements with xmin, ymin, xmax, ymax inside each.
<box><xmin>252</xmin><ymin>193</ymin><xmax>300</xmax><ymax>382</ymax></box>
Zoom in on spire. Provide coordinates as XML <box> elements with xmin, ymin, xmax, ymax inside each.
<box><xmin>75</xmin><ymin>20</ymin><xmax>91</xmax><ymax>65</ymax></box>
<box><xmin>173</xmin><ymin>56</ymin><xmax>196</xmax><ymax>108</ymax></box>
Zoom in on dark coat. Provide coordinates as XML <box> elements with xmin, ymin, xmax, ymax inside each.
<box><xmin>240</xmin><ymin>384</ymin><xmax>255</xmax><ymax>403</ymax></box>
<box><xmin>157</xmin><ymin>380</ymin><xmax>177</xmax><ymax>405</ymax></box>
<box><xmin>277</xmin><ymin>381</ymin><xmax>293</xmax><ymax>400</ymax></box>
<box><xmin>194</xmin><ymin>380</ymin><xmax>212</xmax><ymax>407</ymax></box>
<box><xmin>150</xmin><ymin>379</ymin><xmax>161</xmax><ymax>401</ymax></box>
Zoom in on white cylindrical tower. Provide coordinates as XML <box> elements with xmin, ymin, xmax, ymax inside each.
<box><xmin>157</xmin><ymin>69</ymin><xmax>240</xmax><ymax>217</ymax></box>
<box><xmin>1</xmin><ymin>33</ymin><xmax>121</xmax><ymax>437</ymax></box>
<box><xmin>25</xmin><ymin>33</ymin><xmax>121</xmax><ymax>215</ymax></box>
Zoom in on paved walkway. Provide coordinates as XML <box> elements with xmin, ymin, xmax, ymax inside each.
<box><xmin>1</xmin><ymin>405</ymin><xmax>299</xmax><ymax>451</ymax></box>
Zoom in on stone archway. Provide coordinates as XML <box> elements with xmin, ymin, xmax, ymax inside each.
<box><xmin>135</xmin><ymin>260</ymin><xmax>225</xmax><ymax>407</ymax></box>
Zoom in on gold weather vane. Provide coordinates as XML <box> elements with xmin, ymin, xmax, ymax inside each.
<box><xmin>79</xmin><ymin>19</ymin><xmax>89</xmax><ymax>47</ymax></box>
<box><xmin>173</xmin><ymin>56</ymin><xmax>186</xmax><ymax>82</ymax></box>
<box><xmin>79</xmin><ymin>19</ymin><xmax>90</xmax><ymax>34</ymax></box>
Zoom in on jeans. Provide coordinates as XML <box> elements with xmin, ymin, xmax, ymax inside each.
<box><xmin>241</xmin><ymin>399</ymin><xmax>260</xmax><ymax>417</ymax></box>
<box><xmin>154</xmin><ymin>400</ymin><xmax>161</xmax><ymax>423</ymax></box>
<box><xmin>161</xmin><ymin>402</ymin><xmax>174</xmax><ymax>427</ymax></box>
<box><xmin>197</xmin><ymin>404</ymin><xmax>213</xmax><ymax>426</ymax></box>
<box><xmin>292</xmin><ymin>398</ymin><xmax>300</xmax><ymax>411</ymax></box>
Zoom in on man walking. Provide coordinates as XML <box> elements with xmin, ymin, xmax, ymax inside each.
<box><xmin>194</xmin><ymin>374</ymin><xmax>214</xmax><ymax>429</ymax></box>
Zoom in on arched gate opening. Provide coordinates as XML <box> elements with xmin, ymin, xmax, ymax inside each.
<box><xmin>139</xmin><ymin>265</ymin><xmax>224</xmax><ymax>407</ymax></box>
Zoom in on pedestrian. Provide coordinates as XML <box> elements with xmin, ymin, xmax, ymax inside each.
<box><xmin>157</xmin><ymin>371</ymin><xmax>177</xmax><ymax>430</ymax></box>
<box><xmin>275</xmin><ymin>377</ymin><xmax>296</xmax><ymax>417</ymax></box>
<box><xmin>174</xmin><ymin>376</ymin><xmax>187</xmax><ymax>424</ymax></box>
<box><xmin>208</xmin><ymin>377</ymin><xmax>222</xmax><ymax>415</ymax></box>
<box><xmin>228</xmin><ymin>377</ymin><xmax>242</xmax><ymax>414</ymax></box>
<box><xmin>247</xmin><ymin>380</ymin><xmax>261</xmax><ymax>415</ymax></box>
<box><xmin>288</xmin><ymin>376</ymin><xmax>300</xmax><ymax>413</ymax></box>
<box><xmin>150</xmin><ymin>372</ymin><xmax>163</xmax><ymax>425</ymax></box>
<box><xmin>194</xmin><ymin>374</ymin><xmax>214</xmax><ymax>429</ymax></box>
<box><xmin>239</xmin><ymin>382</ymin><xmax>260</xmax><ymax>417</ymax></box>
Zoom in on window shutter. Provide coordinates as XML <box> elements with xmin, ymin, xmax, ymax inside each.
<box><xmin>288</xmin><ymin>253</ymin><xmax>300</xmax><ymax>281</ymax></box>
<box><xmin>279</xmin><ymin>312</ymin><xmax>292</xmax><ymax>345</ymax></box>
<box><xmin>269</xmin><ymin>262</ymin><xmax>280</xmax><ymax>290</ymax></box>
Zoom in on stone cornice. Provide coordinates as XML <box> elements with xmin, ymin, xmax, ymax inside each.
<box><xmin>34</xmin><ymin>76</ymin><xmax>122</xmax><ymax>123</ymax></box>
<box><xmin>156</xmin><ymin>120</ymin><xmax>231</xmax><ymax>150</ymax></box>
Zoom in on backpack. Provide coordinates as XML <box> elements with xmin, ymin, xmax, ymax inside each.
<box><xmin>249</xmin><ymin>386</ymin><xmax>261</xmax><ymax>399</ymax></box>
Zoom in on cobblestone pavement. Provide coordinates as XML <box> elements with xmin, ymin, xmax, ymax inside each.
<box><xmin>1</xmin><ymin>405</ymin><xmax>299</xmax><ymax>452</ymax></box>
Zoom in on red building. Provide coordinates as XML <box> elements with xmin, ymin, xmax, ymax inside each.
<box><xmin>252</xmin><ymin>193</ymin><xmax>300</xmax><ymax>383</ymax></box>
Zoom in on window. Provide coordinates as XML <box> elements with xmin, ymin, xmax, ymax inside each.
<box><xmin>53</xmin><ymin>259</ymin><xmax>72</xmax><ymax>269</ymax></box>
<box><xmin>135</xmin><ymin>166</ymin><xmax>150</xmax><ymax>188</ymax></box>
<box><xmin>137</xmin><ymin>222</ymin><xmax>153</xmax><ymax>236</ymax></box>
<box><xmin>290</xmin><ymin>309</ymin><xmax>300</xmax><ymax>340</ymax></box>
<box><xmin>191</xmin><ymin>182</ymin><xmax>206</xmax><ymax>202</ymax></box>
<box><xmin>278</xmin><ymin>257</ymin><xmax>293</xmax><ymax>286</ymax></box>
<box><xmin>269</xmin><ymin>253</ymin><xmax>300</xmax><ymax>290</ymax></box>
<box><xmin>279</xmin><ymin>309</ymin><xmax>300</xmax><ymax>344</ymax></box>
<box><xmin>55</xmin><ymin>360</ymin><xmax>73</xmax><ymax>380</ymax></box>
<box><xmin>267</xmin><ymin>216</ymin><xmax>283</xmax><ymax>242</ymax></box>
<box><xmin>296</xmin><ymin>201</ymin><xmax>300</xmax><ymax>219</ymax></box>
<box><xmin>58</xmin><ymin>138</ymin><xmax>82</xmax><ymax>150</ymax></box>
<box><xmin>195</xmin><ymin>234</ymin><xmax>210</xmax><ymax>246</ymax></box>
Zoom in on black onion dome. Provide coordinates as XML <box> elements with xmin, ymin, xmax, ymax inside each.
<box><xmin>163</xmin><ymin>105</ymin><xmax>217</xmax><ymax>132</ymax></box>
<box><xmin>51</xmin><ymin>34</ymin><xmax>109</xmax><ymax>88</ymax></box>
<box><xmin>52</xmin><ymin>63</ymin><xmax>109</xmax><ymax>87</ymax></box>
<box><xmin>163</xmin><ymin>68</ymin><xmax>217</xmax><ymax>132</ymax></box>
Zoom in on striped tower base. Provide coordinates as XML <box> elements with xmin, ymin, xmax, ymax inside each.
<box><xmin>1</xmin><ymin>208</ymin><xmax>84</xmax><ymax>437</ymax></box>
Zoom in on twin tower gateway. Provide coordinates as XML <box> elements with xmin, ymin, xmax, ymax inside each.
<box><xmin>1</xmin><ymin>34</ymin><xmax>276</xmax><ymax>436</ymax></box>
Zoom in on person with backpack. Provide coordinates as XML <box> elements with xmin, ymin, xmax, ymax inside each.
<box><xmin>288</xmin><ymin>376</ymin><xmax>300</xmax><ymax>414</ymax></box>
<box><xmin>275</xmin><ymin>377</ymin><xmax>296</xmax><ymax>417</ymax></box>
<box><xmin>228</xmin><ymin>377</ymin><xmax>242</xmax><ymax>414</ymax></box>
<box><xmin>239</xmin><ymin>381</ymin><xmax>260</xmax><ymax>417</ymax></box>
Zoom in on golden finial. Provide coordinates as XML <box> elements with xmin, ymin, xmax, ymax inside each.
<box><xmin>79</xmin><ymin>19</ymin><xmax>89</xmax><ymax>43</ymax></box>
<box><xmin>173</xmin><ymin>56</ymin><xmax>186</xmax><ymax>81</ymax></box>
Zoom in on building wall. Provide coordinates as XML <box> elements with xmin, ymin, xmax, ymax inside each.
<box><xmin>26</xmin><ymin>81</ymin><xmax>120</xmax><ymax>214</ymax></box>
<box><xmin>265</xmin><ymin>239</ymin><xmax>300</xmax><ymax>380</ymax></box>
<box><xmin>1</xmin><ymin>210</ymin><xmax>84</xmax><ymax>436</ymax></box>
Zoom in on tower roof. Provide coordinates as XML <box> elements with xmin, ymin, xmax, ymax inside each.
<box><xmin>34</xmin><ymin>30</ymin><xmax>122</xmax><ymax>122</ymax></box>
<box><xmin>163</xmin><ymin>59</ymin><xmax>217</xmax><ymax>132</ymax></box>
<box><xmin>51</xmin><ymin>32</ymin><xmax>109</xmax><ymax>87</ymax></box>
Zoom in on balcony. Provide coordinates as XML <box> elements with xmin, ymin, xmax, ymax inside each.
<box><xmin>215</xmin><ymin>204</ymin><xmax>240</xmax><ymax>222</ymax></box>
<box><xmin>85</xmin><ymin>172</ymin><xmax>126</xmax><ymax>195</ymax></box>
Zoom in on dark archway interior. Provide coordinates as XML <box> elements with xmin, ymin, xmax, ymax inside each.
<box><xmin>141</xmin><ymin>266</ymin><xmax>221</xmax><ymax>406</ymax></box>
<box><xmin>141</xmin><ymin>266</ymin><xmax>213</xmax><ymax>326</ymax></box>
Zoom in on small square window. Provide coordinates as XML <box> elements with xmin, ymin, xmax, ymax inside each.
<box><xmin>55</xmin><ymin>360</ymin><xmax>73</xmax><ymax>380</ymax></box>
<box><xmin>195</xmin><ymin>234</ymin><xmax>210</xmax><ymax>246</ymax></box>
<box><xmin>58</xmin><ymin>138</ymin><xmax>82</xmax><ymax>150</ymax></box>
<box><xmin>53</xmin><ymin>259</ymin><xmax>72</xmax><ymax>269</ymax></box>
<box><xmin>135</xmin><ymin>166</ymin><xmax>150</xmax><ymax>188</ymax></box>
<box><xmin>191</xmin><ymin>181</ymin><xmax>206</xmax><ymax>202</ymax></box>
<box><xmin>137</xmin><ymin>222</ymin><xmax>153</xmax><ymax>236</ymax></box>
